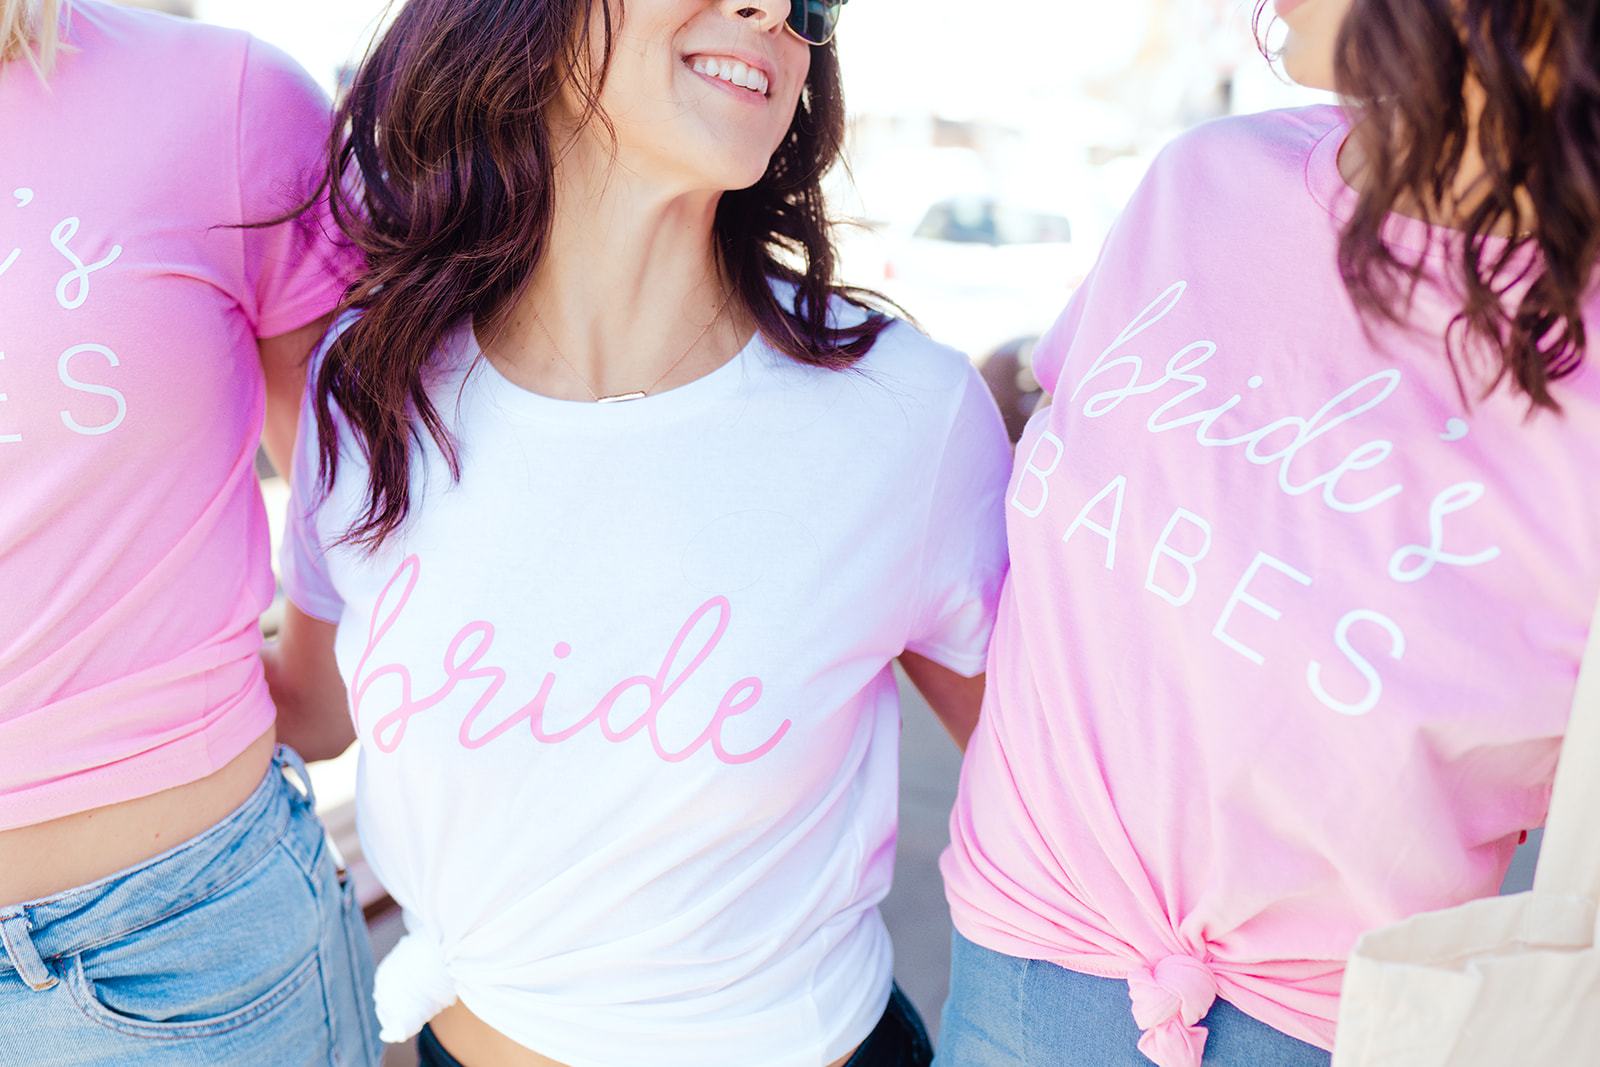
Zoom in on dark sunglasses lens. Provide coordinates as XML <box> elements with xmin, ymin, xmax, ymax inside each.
<box><xmin>788</xmin><ymin>0</ymin><xmax>842</xmax><ymax>44</ymax></box>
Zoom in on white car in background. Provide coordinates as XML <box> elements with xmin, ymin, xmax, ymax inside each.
<box><xmin>873</xmin><ymin>195</ymin><xmax>1093</xmax><ymax>381</ymax></box>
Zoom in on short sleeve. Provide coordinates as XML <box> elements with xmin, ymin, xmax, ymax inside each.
<box><xmin>233</xmin><ymin>36</ymin><xmax>355</xmax><ymax>339</ymax></box>
<box><xmin>278</xmin><ymin>331</ymin><xmax>347</xmax><ymax>623</ymax></box>
<box><xmin>905</xmin><ymin>366</ymin><xmax>1014</xmax><ymax>676</ymax></box>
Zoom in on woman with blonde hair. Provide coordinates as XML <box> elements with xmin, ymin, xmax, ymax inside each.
<box><xmin>0</xmin><ymin>1</ymin><xmax>379</xmax><ymax>1062</ymax></box>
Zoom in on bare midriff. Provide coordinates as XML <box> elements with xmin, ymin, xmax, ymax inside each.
<box><xmin>428</xmin><ymin>1000</ymin><xmax>860</xmax><ymax>1067</ymax></box>
<box><xmin>0</xmin><ymin>727</ymin><xmax>277</xmax><ymax>907</ymax></box>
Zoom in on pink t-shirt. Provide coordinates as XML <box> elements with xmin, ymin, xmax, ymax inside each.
<box><xmin>0</xmin><ymin>1</ymin><xmax>350</xmax><ymax>829</ymax></box>
<box><xmin>942</xmin><ymin>105</ymin><xmax>1600</xmax><ymax>1065</ymax></box>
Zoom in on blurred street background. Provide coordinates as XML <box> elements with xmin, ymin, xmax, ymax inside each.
<box><xmin>172</xmin><ymin>0</ymin><xmax>1330</xmax><ymax>384</ymax></box>
<box><xmin>113</xmin><ymin>1</ymin><xmax>1540</xmax><ymax>1063</ymax></box>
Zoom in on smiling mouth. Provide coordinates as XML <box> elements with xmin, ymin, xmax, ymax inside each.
<box><xmin>686</xmin><ymin>55</ymin><xmax>771</xmax><ymax>98</ymax></box>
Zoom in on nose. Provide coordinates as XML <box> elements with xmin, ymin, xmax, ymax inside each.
<box><xmin>722</xmin><ymin>0</ymin><xmax>790</xmax><ymax>34</ymax></box>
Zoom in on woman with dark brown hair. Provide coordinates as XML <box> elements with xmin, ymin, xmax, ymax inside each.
<box><xmin>264</xmin><ymin>1</ymin><xmax>1012</xmax><ymax>1065</ymax></box>
<box><xmin>938</xmin><ymin>0</ymin><xmax>1600</xmax><ymax>1064</ymax></box>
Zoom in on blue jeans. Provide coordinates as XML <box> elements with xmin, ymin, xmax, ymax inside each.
<box><xmin>935</xmin><ymin>932</ymin><xmax>1330</xmax><ymax>1066</ymax></box>
<box><xmin>0</xmin><ymin>746</ymin><xmax>381</xmax><ymax>1066</ymax></box>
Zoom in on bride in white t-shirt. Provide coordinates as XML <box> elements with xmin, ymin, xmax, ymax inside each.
<box><xmin>263</xmin><ymin>1</ymin><xmax>1013</xmax><ymax>1066</ymax></box>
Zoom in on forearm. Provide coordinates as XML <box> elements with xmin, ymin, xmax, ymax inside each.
<box><xmin>262</xmin><ymin>637</ymin><xmax>356</xmax><ymax>762</ymax></box>
<box><xmin>258</xmin><ymin>315</ymin><xmax>331</xmax><ymax>480</ymax></box>
<box><xmin>900</xmin><ymin>651</ymin><xmax>987</xmax><ymax>752</ymax></box>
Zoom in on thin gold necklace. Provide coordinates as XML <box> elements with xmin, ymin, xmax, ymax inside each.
<box><xmin>533</xmin><ymin>290</ymin><xmax>736</xmax><ymax>404</ymax></box>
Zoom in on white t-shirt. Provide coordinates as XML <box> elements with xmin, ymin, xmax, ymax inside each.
<box><xmin>281</xmin><ymin>305</ymin><xmax>1012</xmax><ymax>1067</ymax></box>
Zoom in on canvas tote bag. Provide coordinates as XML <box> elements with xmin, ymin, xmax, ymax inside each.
<box><xmin>1332</xmin><ymin>600</ymin><xmax>1600</xmax><ymax>1065</ymax></box>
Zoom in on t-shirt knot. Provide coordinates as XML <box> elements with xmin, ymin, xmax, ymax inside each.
<box><xmin>374</xmin><ymin>930</ymin><xmax>457</xmax><ymax>1044</ymax></box>
<box><xmin>1126</xmin><ymin>954</ymin><xmax>1218</xmax><ymax>1067</ymax></box>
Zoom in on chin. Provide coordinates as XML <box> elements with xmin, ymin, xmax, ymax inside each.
<box><xmin>1281</xmin><ymin>40</ymin><xmax>1338</xmax><ymax>92</ymax></box>
<box><xmin>725</xmin><ymin>160</ymin><xmax>776</xmax><ymax>192</ymax></box>
<box><xmin>688</xmin><ymin>143</ymin><xmax>783</xmax><ymax>194</ymax></box>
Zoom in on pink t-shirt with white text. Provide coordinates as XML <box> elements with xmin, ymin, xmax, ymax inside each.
<box><xmin>942</xmin><ymin>106</ymin><xmax>1600</xmax><ymax>1065</ymax></box>
<box><xmin>0</xmin><ymin>1</ymin><xmax>349</xmax><ymax>828</ymax></box>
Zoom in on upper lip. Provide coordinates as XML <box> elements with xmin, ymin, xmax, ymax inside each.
<box><xmin>683</xmin><ymin>48</ymin><xmax>776</xmax><ymax>87</ymax></box>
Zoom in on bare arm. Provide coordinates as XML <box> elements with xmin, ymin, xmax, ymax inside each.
<box><xmin>258</xmin><ymin>314</ymin><xmax>332</xmax><ymax>478</ymax></box>
<box><xmin>263</xmin><ymin>602</ymin><xmax>355</xmax><ymax>763</ymax></box>
<box><xmin>899</xmin><ymin>651</ymin><xmax>987</xmax><ymax>752</ymax></box>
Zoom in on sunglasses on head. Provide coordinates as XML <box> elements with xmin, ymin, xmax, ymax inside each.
<box><xmin>785</xmin><ymin>0</ymin><xmax>847</xmax><ymax>46</ymax></box>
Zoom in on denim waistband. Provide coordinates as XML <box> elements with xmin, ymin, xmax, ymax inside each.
<box><xmin>0</xmin><ymin>746</ymin><xmax>320</xmax><ymax>973</ymax></box>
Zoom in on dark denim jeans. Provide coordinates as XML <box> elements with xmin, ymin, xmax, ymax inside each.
<box><xmin>417</xmin><ymin>983</ymin><xmax>932</xmax><ymax>1066</ymax></box>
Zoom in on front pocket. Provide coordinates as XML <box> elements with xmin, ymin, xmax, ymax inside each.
<box><xmin>66</xmin><ymin>949</ymin><xmax>322</xmax><ymax>1040</ymax></box>
<box><xmin>64</xmin><ymin>839</ymin><xmax>324</xmax><ymax>1040</ymax></box>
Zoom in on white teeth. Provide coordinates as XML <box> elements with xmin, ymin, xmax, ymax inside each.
<box><xmin>690</xmin><ymin>56</ymin><xmax>769</xmax><ymax>95</ymax></box>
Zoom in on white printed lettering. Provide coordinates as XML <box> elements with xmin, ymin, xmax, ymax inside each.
<box><xmin>1061</xmin><ymin>475</ymin><xmax>1127</xmax><ymax>571</ymax></box>
<box><xmin>1307</xmin><ymin>609</ymin><xmax>1406</xmax><ymax>716</ymax></box>
<box><xmin>1213</xmin><ymin>552</ymin><xmax>1312</xmax><ymax>665</ymax></box>
<box><xmin>1069</xmin><ymin>281</ymin><xmax>1188</xmax><ymax>409</ymax></box>
<box><xmin>51</xmin><ymin>217</ymin><xmax>122</xmax><ymax>311</ymax></box>
<box><xmin>58</xmin><ymin>344</ymin><xmax>126</xmax><ymax>436</ymax></box>
<box><xmin>1145</xmin><ymin>507</ymin><xmax>1213</xmax><ymax>607</ymax></box>
<box><xmin>1388</xmin><ymin>483</ymin><xmax>1502</xmax><ymax>583</ymax></box>
<box><xmin>1067</xmin><ymin>281</ymin><xmax>1404</xmax><ymax>518</ymax></box>
<box><xmin>1011</xmin><ymin>430</ymin><xmax>1064</xmax><ymax>519</ymax></box>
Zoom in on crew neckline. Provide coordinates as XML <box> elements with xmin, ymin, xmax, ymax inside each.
<box><xmin>1306</xmin><ymin>114</ymin><xmax>1434</xmax><ymax>257</ymax></box>
<box><xmin>462</xmin><ymin>322</ymin><xmax>764</xmax><ymax>426</ymax></box>
<box><xmin>1304</xmin><ymin>109</ymin><xmax>1515</xmax><ymax>261</ymax></box>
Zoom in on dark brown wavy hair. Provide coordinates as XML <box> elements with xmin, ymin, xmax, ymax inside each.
<box><xmin>1259</xmin><ymin>0</ymin><xmax>1600</xmax><ymax>410</ymax></box>
<box><xmin>308</xmin><ymin>0</ymin><xmax>891</xmax><ymax>549</ymax></box>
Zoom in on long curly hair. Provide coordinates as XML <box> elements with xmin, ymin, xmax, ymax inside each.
<box><xmin>310</xmin><ymin>0</ymin><xmax>891</xmax><ymax>549</ymax></box>
<box><xmin>1261</xmin><ymin>0</ymin><xmax>1600</xmax><ymax>410</ymax></box>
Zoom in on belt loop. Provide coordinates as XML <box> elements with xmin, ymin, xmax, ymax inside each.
<box><xmin>276</xmin><ymin>745</ymin><xmax>348</xmax><ymax>880</ymax></box>
<box><xmin>0</xmin><ymin>911</ymin><xmax>59</xmax><ymax>992</ymax></box>
<box><xmin>277</xmin><ymin>744</ymin><xmax>317</xmax><ymax>809</ymax></box>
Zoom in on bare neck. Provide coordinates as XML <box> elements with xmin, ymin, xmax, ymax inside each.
<box><xmin>481</xmin><ymin>133</ymin><xmax>749</xmax><ymax>402</ymax></box>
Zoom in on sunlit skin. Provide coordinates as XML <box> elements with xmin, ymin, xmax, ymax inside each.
<box><xmin>565</xmin><ymin>0</ymin><xmax>812</xmax><ymax>193</ymax></box>
<box><xmin>480</xmin><ymin>0</ymin><xmax>810</xmax><ymax>405</ymax></box>
<box><xmin>1273</xmin><ymin>0</ymin><xmax>1354</xmax><ymax>92</ymax></box>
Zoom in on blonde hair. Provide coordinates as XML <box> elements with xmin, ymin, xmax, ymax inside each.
<box><xmin>2</xmin><ymin>0</ymin><xmax>64</xmax><ymax>76</ymax></box>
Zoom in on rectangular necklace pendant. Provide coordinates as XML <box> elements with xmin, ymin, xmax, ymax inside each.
<box><xmin>596</xmin><ymin>391</ymin><xmax>648</xmax><ymax>404</ymax></box>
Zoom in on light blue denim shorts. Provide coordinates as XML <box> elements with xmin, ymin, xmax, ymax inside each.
<box><xmin>0</xmin><ymin>746</ymin><xmax>381</xmax><ymax>1066</ymax></box>
<box><xmin>936</xmin><ymin>931</ymin><xmax>1331</xmax><ymax>1066</ymax></box>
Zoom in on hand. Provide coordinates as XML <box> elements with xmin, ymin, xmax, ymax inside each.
<box><xmin>263</xmin><ymin>602</ymin><xmax>356</xmax><ymax>762</ymax></box>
